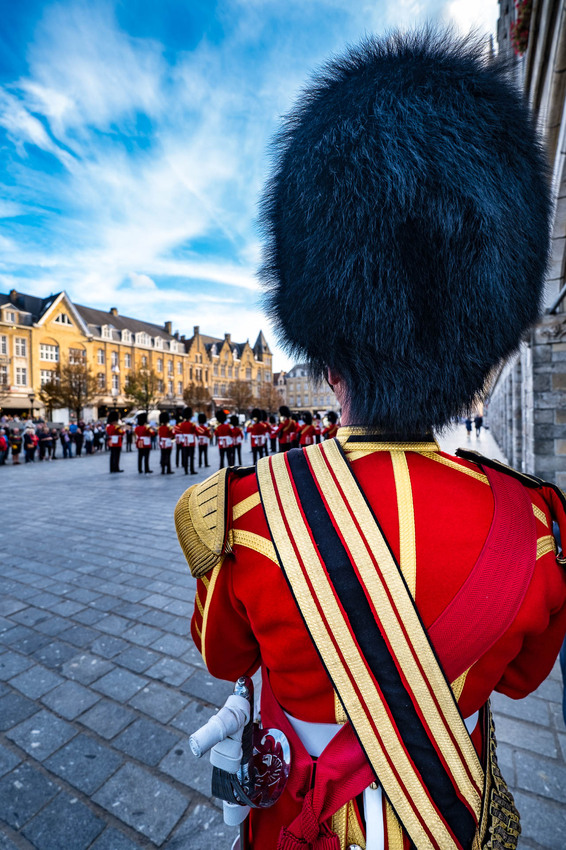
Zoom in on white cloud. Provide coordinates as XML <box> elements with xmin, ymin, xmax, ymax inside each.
<box><xmin>128</xmin><ymin>272</ymin><xmax>156</xmax><ymax>290</ymax></box>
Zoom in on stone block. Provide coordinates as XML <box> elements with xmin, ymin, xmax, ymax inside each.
<box><xmin>61</xmin><ymin>653</ymin><xmax>114</xmax><ymax>685</ymax></box>
<box><xmin>160</xmin><ymin>737</ymin><xmax>213</xmax><ymax>797</ymax></box>
<box><xmin>11</xmin><ymin>608</ymin><xmax>51</xmax><ymax>627</ymax></box>
<box><xmin>532</xmin><ymin>372</ymin><xmax>551</xmax><ymax>392</ymax></box>
<box><xmin>0</xmin><ymin>744</ymin><xmax>20</xmax><ymax>779</ymax></box>
<box><xmin>96</xmin><ymin>614</ymin><xmax>131</xmax><ymax>636</ymax></box>
<box><xmin>180</xmin><ymin>670</ymin><xmax>233</xmax><ymax>707</ymax></box>
<box><xmin>552</xmin><ymin>372</ymin><xmax>566</xmax><ymax>390</ymax></box>
<box><xmin>552</xmin><ymin>342</ymin><xmax>566</xmax><ymax>352</ymax></box>
<box><xmin>48</xmin><ymin>600</ymin><xmax>85</xmax><ymax>618</ymax></box>
<box><xmin>41</xmin><ymin>680</ymin><xmax>100</xmax><ymax>720</ymax></box>
<box><xmin>0</xmin><ymin>763</ymin><xmax>59</xmax><ymax>829</ymax></box>
<box><xmin>515</xmin><ymin>751</ymin><xmax>566</xmax><ymax>802</ymax></box>
<box><xmin>164</xmin><ymin>803</ymin><xmax>236</xmax><ymax>850</ymax></box>
<box><xmin>513</xmin><ymin>791</ymin><xmax>566</xmax><ymax>849</ymax></box>
<box><xmin>93</xmin><ymin>763</ymin><xmax>189</xmax><ymax>845</ymax></box>
<box><xmin>115</xmin><ymin>646</ymin><xmax>161</xmax><ymax>673</ymax></box>
<box><xmin>556</xmin><ymin>408</ymin><xmax>566</xmax><ymax>424</ymax></box>
<box><xmin>532</xmin><ymin>676</ymin><xmax>563</xmax><ymax>704</ymax></box>
<box><xmin>8</xmin><ymin>630</ymin><xmax>52</xmax><ymax>657</ymax></box>
<box><xmin>145</xmin><ymin>657</ymin><xmax>193</xmax><ymax>687</ymax></box>
<box><xmin>79</xmin><ymin>699</ymin><xmax>135</xmax><ymax>740</ymax></box>
<box><xmin>92</xmin><ymin>669</ymin><xmax>148</xmax><ymax>702</ymax></box>
<box><xmin>45</xmin><ymin>734</ymin><xmax>123</xmax><ymax>794</ymax></box>
<box><xmin>32</xmin><ymin>642</ymin><xmax>79</xmax><ymax>671</ymax></box>
<box><xmin>10</xmin><ymin>665</ymin><xmax>63</xmax><ymax>699</ymax></box>
<box><xmin>34</xmin><ymin>616</ymin><xmax>70</xmax><ymax>636</ymax></box>
<box><xmin>58</xmin><ymin>625</ymin><xmax>97</xmax><ymax>648</ymax></box>
<box><xmin>129</xmin><ymin>682</ymin><xmax>189</xmax><ymax>723</ymax></box>
<box><xmin>90</xmin><ymin>828</ymin><xmax>141</xmax><ymax>850</ymax></box>
<box><xmin>90</xmin><ymin>636</ymin><xmax>129</xmax><ymax>659</ymax></box>
<box><xmin>170</xmin><ymin>700</ymin><xmax>214</xmax><ymax>736</ymax></box>
<box><xmin>492</xmin><ymin>691</ymin><xmax>550</xmax><ymax>726</ymax></box>
<box><xmin>556</xmin><ymin>439</ymin><xmax>566</xmax><ymax>455</ymax></box>
<box><xmin>492</xmin><ymin>714</ymin><xmax>557</xmax><ymax>758</ymax></box>
<box><xmin>0</xmin><ymin>598</ymin><xmax>27</xmax><ymax>617</ymax></box>
<box><xmin>0</xmin><ymin>652</ymin><xmax>33</xmax><ymax>681</ymax></box>
<box><xmin>122</xmin><ymin>623</ymin><xmax>164</xmax><ymax>647</ymax></box>
<box><xmin>6</xmin><ymin>709</ymin><xmax>76</xmax><ymax>761</ymax></box>
<box><xmin>150</xmin><ymin>634</ymin><xmax>192</xmax><ymax>658</ymax></box>
<box><xmin>0</xmin><ymin>693</ymin><xmax>39</xmax><ymax>730</ymax></box>
<box><xmin>22</xmin><ymin>791</ymin><xmax>105</xmax><ymax>850</ymax></box>
<box><xmin>114</xmin><ymin>717</ymin><xmax>180</xmax><ymax>766</ymax></box>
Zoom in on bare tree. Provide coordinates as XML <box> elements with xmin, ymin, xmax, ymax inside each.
<box><xmin>256</xmin><ymin>383</ymin><xmax>284</xmax><ymax>414</ymax></box>
<box><xmin>183</xmin><ymin>382</ymin><xmax>212</xmax><ymax>413</ymax></box>
<box><xmin>38</xmin><ymin>372</ymin><xmax>64</xmax><ymax>420</ymax></box>
<box><xmin>227</xmin><ymin>380</ymin><xmax>254</xmax><ymax>414</ymax></box>
<box><xmin>58</xmin><ymin>360</ymin><xmax>99</xmax><ymax>420</ymax></box>
<box><xmin>124</xmin><ymin>367</ymin><xmax>162</xmax><ymax>412</ymax></box>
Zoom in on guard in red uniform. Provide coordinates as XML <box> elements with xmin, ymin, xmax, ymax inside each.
<box><xmin>134</xmin><ymin>412</ymin><xmax>154</xmax><ymax>474</ymax></box>
<box><xmin>322</xmin><ymin>410</ymin><xmax>339</xmax><ymax>440</ymax></box>
<box><xmin>196</xmin><ymin>413</ymin><xmax>211</xmax><ymax>469</ymax></box>
<box><xmin>248</xmin><ymin>408</ymin><xmax>267</xmax><ymax>465</ymax></box>
<box><xmin>276</xmin><ymin>405</ymin><xmax>297</xmax><ymax>453</ymax></box>
<box><xmin>215</xmin><ymin>410</ymin><xmax>234</xmax><ymax>469</ymax></box>
<box><xmin>179</xmin><ymin>406</ymin><xmax>197</xmax><ymax>476</ymax></box>
<box><xmin>176</xmin><ymin>31</ymin><xmax>566</xmax><ymax>850</ymax></box>
<box><xmin>298</xmin><ymin>411</ymin><xmax>316</xmax><ymax>447</ymax></box>
<box><xmin>158</xmin><ymin>411</ymin><xmax>174</xmax><ymax>475</ymax></box>
<box><xmin>106</xmin><ymin>410</ymin><xmax>124</xmax><ymax>473</ymax></box>
<box><xmin>230</xmin><ymin>415</ymin><xmax>244</xmax><ymax>466</ymax></box>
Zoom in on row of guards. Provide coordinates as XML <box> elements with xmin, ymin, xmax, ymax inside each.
<box><xmin>104</xmin><ymin>405</ymin><xmax>342</xmax><ymax>475</ymax></box>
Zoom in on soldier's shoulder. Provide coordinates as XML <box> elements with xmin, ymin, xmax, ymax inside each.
<box><xmin>175</xmin><ymin>465</ymin><xmax>256</xmax><ymax>578</ymax></box>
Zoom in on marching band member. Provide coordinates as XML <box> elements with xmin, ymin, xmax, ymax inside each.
<box><xmin>248</xmin><ymin>408</ymin><xmax>266</xmax><ymax>465</ymax></box>
<box><xmin>174</xmin><ymin>416</ymin><xmax>183</xmax><ymax>468</ymax></box>
<box><xmin>158</xmin><ymin>411</ymin><xmax>175</xmax><ymax>475</ymax></box>
<box><xmin>215</xmin><ymin>410</ymin><xmax>234</xmax><ymax>469</ymax></box>
<box><xmin>176</xmin><ymin>31</ymin><xmax>566</xmax><ymax>850</ymax></box>
<box><xmin>276</xmin><ymin>405</ymin><xmax>297</xmax><ymax>453</ymax></box>
<box><xmin>298</xmin><ymin>411</ymin><xmax>316</xmax><ymax>447</ymax></box>
<box><xmin>322</xmin><ymin>410</ymin><xmax>339</xmax><ymax>440</ymax></box>
<box><xmin>179</xmin><ymin>406</ymin><xmax>197</xmax><ymax>476</ymax></box>
<box><xmin>230</xmin><ymin>415</ymin><xmax>244</xmax><ymax>466</ymax></box>
<box><xmin>134</xmin><ymin>412</ymin><xmax>154</xmax><ymax>474</ymax></box>
<box><xmin>313</xmin><ymin>413</ymin><xmax>323</xmax><ymax>444</ymax></box>
<box><xmin>268</xmin><ymin>415</ymin><xmax>278</xmax><ymax>454</ymax></box>
<box><xmin>196</xmin><ymin>413</ymin><xmax>211</xmax><ymax>469</ymax></box>
<box><xmin>260</xmin><ymin>410</ymin><xmax>270</xmax><ymax>456</ymax></box>
<box><xmin>106</xmin><ymin>410</ymin><xmax>124</xmax><ymax>474</ymax></box>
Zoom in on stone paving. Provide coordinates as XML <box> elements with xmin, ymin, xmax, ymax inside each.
<box><xmin>0</xmin><ymin>426</ymin><xmax>564</xmax><ymax>849</ymax></box>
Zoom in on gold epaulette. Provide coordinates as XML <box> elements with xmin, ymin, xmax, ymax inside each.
<box><xmin>175</xmin><ymin>469</ymin><xmax>230</xmax><ymax>578</ymax></box>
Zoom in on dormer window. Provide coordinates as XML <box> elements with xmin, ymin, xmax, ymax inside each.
<box><xmin>122</xmin><ymin>329</ymin><xmax>131</xmax><ymax>343</ymax></box>
<box><xmin>101</xmin><ymin>325</ymin><xmax>112</xmax><ymax>339</ymax></box>
<box><xmin>54</xmin><ymin>313</ymin><xmax>72</xmax><ymax>325</ymax></box>
<box><xmin>154</xmin><ymin>337</ymin><xmax>163</xmax><ymax>350</ymax></box>
<box><xmin>5</xmin><ymin>310</ymin><xmax>17</xmax><ymax>324</ymax></box>
<box><xmin>135</xmin><ymin>332</ymin><xmax>151</xmax><ymax>347</ymax></box>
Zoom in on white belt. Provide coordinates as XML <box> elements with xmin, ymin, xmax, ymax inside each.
<box><xmin>284</xmin><ymin>710</ymin><xmax>479</xmax><ymax>850</ymax></box>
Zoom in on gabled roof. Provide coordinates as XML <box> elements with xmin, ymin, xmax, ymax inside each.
<box><xmin>75</xmin><ymin>305</ymin><xmax>175</xmax><ymax>340</ymax></box>
<box><xmin>253</xmin><ymin>330</ymin><xmax>271</xmax><ymax>358</ymax></box>
<box><xmin>0</xmin><ymin>290</ymin><xmax>60</xmax><ymax>322</ymax></box>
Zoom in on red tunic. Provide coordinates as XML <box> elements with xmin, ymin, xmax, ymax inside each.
<box><xmin>134</xmin><ymin>424</ymin><xmax>154</xmax><ymax>449</ymax></box>
<box><xmin>277</xmin><ymin>418</ymin><xmax>298</xmax><ymax>445</ymax></box>
<box><xmin>196</xmin><ymin>424</ymin><xmax>211</xmax><ymax>446</ymax></box>
<box><xmin>158</xmin><ymin>424</ymin><xmax>174</xmax><ymax>449</ymax></box>
<box><xmin>231</xmin><ymin>426</ymin><xmax>244</xmax><ymax>445</ymax></box>
<box><xmin>298</xmin><ymin>424</ymin><xmax>316</xmax><ymax>446</ymax></box>
<box><xmin>216</xmin><ymin>422</ymin><xmax>233</xmax><ymax>449</ymax></box>
<box><xmin>106</xmin><ymin>423</ymin><xmax>124</xmax><ymax>447</ymax></box>
<box><xmin>248</xmin><ymin>421</ymin><xmax>266</xmax><ymax>448</ymax></box>
<box><xmin>187</xmin><ymin>433</ymin><xmax>566</xmax><ymax>848</ymax></box>
<box><xmin>322</xmin><ymin>423</ymin><xmax>339</xmax><ymax>439</ymax></box>
<box><xmin>178</xmin><ymin>420</ymin><xmax>196</xmax><ymax>447</ymax></box>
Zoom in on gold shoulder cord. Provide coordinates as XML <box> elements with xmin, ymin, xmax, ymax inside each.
<box><xmin>175</xmin><ymin>468</ymin><xmax>230</xmax><ymax>578</ymax></box>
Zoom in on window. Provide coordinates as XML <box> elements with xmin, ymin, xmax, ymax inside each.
<box><xmin>40</xmin><ymin>369</ymin><xmax>57</xmax><ymax>386</ymax></box>
<box><xmin>0</xmin><ymin>335</ymin><xmax>7</xmax><ymax>355</ymax></box>
<box><xmin>177</xmin><ymin>381</ymin><xmax>183</xmax><ymax>395</ymax></box>
<box><xmin>213</xmin><ymin>365</ymin><xmax>219</xmax><ymax>376</ymax></box>
<box><xmin>228</xmin><ymin>367</ymin><xmax>233</xmax><ymax>378</ymax></box>
<box><xmin>122</xmin><ymin>329</ymin><xmax>131</xmax><ymax>343</ymax></box>
<box><xmin>214</xmin><ymin>384</ymin><xmax>219</xmax><ymax>396</ymax></box>
<box><xmin>221</xmin><ymin>384</ymin><xmax>227</xmax><ymax>396</ymax></box>
<box><xmin>221</xmin><ymin>365</ymin><xmax>226</xmax><ymax>377</ymax></box>
<box><xmin>5</xmin><ymin>310</ymin><xmax>16</xmax><ymax>323</ymax></box>
<box><xmin>157</xmin><ymin>358</ymin><xmax>163</xmax><ymax>372</ymax></box>
<box><xmin>177</xmin><ymin>361</ymin><xmax>182</xmax><ymax>375</ymax></box>
<box><xmin>265</xmin><ymin>372</ymin><xmax>271</xmax><ymax>381</ymax></box>
<box><xmin>15</xmin><ymin>367</ymin><xmax>27</xmax><ymax>385</ymax></box>
<box><xmin>195</xmin><ymin>367</ymin><xmax>201</xmax><ymax>381</ymax></box>
<box><xmin>54</xmin><ymin>313</ymin><xmax>72</xmax><ymax>325</ymax></box>
<box><xmin>69</xmin><ymin>348</ymin><xmax>86</xmax><ymax>364</ymax></box>
<box><xmin>0</xmin><ymin>365</ymin><xmax>7</xmax><ymax>385</ymax></box>
<box><xmin>102</xmin><ymin>325</ymin><xmax>112</xmax><ymax>339</ymax></box>
<box><xmin>124</xmin><ymin>353</ymin><xmax>131</xmax><ymax>369</ymax></box>
<box><xmin>111</xmin><ymin>351</ymin><xmax>118</xmax><ymax>368</ymax></box>
<box><xmin>205</xmin><ymin>369</ymin><xmax>209</xmax><ymax>383</ymax></box>
<box><xmin>158</xmin><ymin>379</ymin><xmax>164</xmax><ymax>393</ymax></box>
<box><xmin>97</xmin><ymin>373</ymin><xmax>106</xmax><ymax>389</ymax></box>
<box><xmin>112</xmin><ymin>374</ymin><xmax>119</xmax><ymax>392</ymax></box>
<box><xmin>246</xmin><ymin>368</ymin><xmax>251</xmax><ymax>380</ymax></box>
<box><xmin>167</xmin><ymin>361</ymin><xmax>173</xmax><ymax>375</ymax></box>
<box><xmin>168</xmin><ymin>380</ymin><xmax>173</xmax><ymax>394</ymax></box>
<box><xmin>154</xmin><ymin>337</ymin><xmax>163</xmax><ymax>349</ymax></box>
<box><xmin>141</xmin><ymin>355</ymin><xmax>148</xmax><ymax>367</ymax></box>
<box><xmin>15</xmin><ymin>337</ymin><xmax>27</xmax><ymax>357</ymax></box>
<box><xmin>136</xmin><ymin>332</ymin><xmax>151</xmax><ymax>347</ymax></box>
<box><xmin>97</xmin><ymin>348</ymin><xmax>105</xmax><ymax>365</ymax></box>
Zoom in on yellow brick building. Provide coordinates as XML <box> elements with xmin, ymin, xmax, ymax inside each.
<box><xmin>0</xmin><ymin>289</ymin><xmax>273</xmax><ymax>418</ymax></box>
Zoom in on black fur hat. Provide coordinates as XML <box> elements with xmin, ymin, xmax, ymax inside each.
<box><xmin>251</xmin><ymin>408</ymin><xmax>262</xmax><ymax>420</ymax></box>
<box><xmin>279</xmin><ymin>405</ymin><xmax>291</xmax><ymax>419</ymax></box>
<box><xmin>304</xmin><ymin>412</ymin><xmax>313</xmax><ymax>425</ymax></box>
<box><xmin>159</xmin><ymin>411</ymin><xmax>169</xmax><ymax>425</ymax></box>
<box><xmin>260</xmin><ymin>30</ymin><xmax>551</xmax><ymax>433</ymax></box>
<box><xmin>216</xmin><ymin>410</ymin><xmax>227</xmax><ymax>424</ymax></box>
<box><xmin>136</xmin><ymin>412</ymin><xmax>147</xmax><ymax>427</ymax></box>
<box><xmin>198</xmin><ymin>412</ymin><xmax>207</xmax><ymax>425</ymax></box>
<box><xmin>327</xmin><ymin>411</ymin><xmax>338</xmax><ymax>425</ymax></box>
<box><xmin>230</xmin><ymin>414</ymin><xmax>239</xmax><ymax>426</ymax></box>
<box><xmin>107</xmin><ymin>410</ymin><xmax>119</xmax><ymax>424</ymax></box>
<box><xmin>182</xmin><ymin>406</ymin><xmax>193</xmax><ymax>420</ymax></box>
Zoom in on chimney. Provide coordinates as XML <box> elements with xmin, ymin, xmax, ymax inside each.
<box><xmin>174</xmin><ymin>331</ymin><xmax>180</xmax><ymax>340</ymax></box>
<box><xmin>164</xmin><ymin>321</ymin><xmax>172</xmax><ymax>334</ymax></box>
<box><xmin>110</xmin><ymin>307</ymin><xmax>118</xmax><ymax>316</ymax></box>
<box><xmin>180</xmin><ymin>334</ymin><xmax>186</xmax><ymax>342</ymax></box>
<box><xmin>225</xmin><ymin>333</ymin><xmax>231</xmax><ymax>344</ymax></box>
<box><xmin>9</xmin><ymin>289</ymin><xmax>17</xmax><ymax>304</ymax></box>
<box><xmin>193</xmin><ymin>325</ymin><xmax>200</xmax><ymax>336</ymax></box>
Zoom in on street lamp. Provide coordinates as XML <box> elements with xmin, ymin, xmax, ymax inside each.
<box><xmin>29</xmin><ymin>392</ymin><xmax>35</xmax><ymax>422</ymax></box>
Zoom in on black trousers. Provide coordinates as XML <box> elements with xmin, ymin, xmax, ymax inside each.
<box><xmin>198</xmin><ymin>444</ymin><xmax>209</xmax><ymax>467</ymax></box>
<box><xmin>278</xmin><ymin>443</ymin><xmax>292</xmax><ymax>453</ymax></box>
<box><xmin>160</xmin><ymin>447</ymin><xmax>172</xmax><ymax>473</ymax></box>
<box><xmin>270</xmin><ymin>438</ymin><xmax>277</xmax><ymax>453</ymax></box>
<box><xmin>219</xmin><ymin>447</ymin><xmax>230</xmax><ymax>469</ymax></box>
<box><xmin>252</xmin><ymin>446</ymin><xmax>262</xmax><ymax>465</ymax></box>
<box><xmin>182</xmin><ymin>445</ymin><xmax>196</xmax><ymax>474</ymax></box>
<box><xmin>110</xmin><ymin>446</ymin><xmax>121</xmax><ymax>472</ymax></box>
<box><xmin>138</xmin><ymin>447</ymin><xmax>151</xmax><ymax>473</ymax></box>
<box><xmin>176</xmin><ymin>442</ymin><xmax>182</xmax><ymax>466</ymax></box>
<box><xmin>233</xmin><ymin>444</ymin><xmax>242</xmax><ymax>466</ymax></box>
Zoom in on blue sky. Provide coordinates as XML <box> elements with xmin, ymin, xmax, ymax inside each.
<box><xmin>0</xmin><ymin>0</ymin><xmax>498</xmax><ymax>370</ymax></box>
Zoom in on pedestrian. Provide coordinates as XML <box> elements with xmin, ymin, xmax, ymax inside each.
<box><xmin>176</xmin><ymin>31</ymin><xmax>566</xmax><ymax>849</ymax></box>
<box><xmin>465</xmin><ymin>416</ymin><xmax>473</xmax><ymax>436</ymax></box>
<box><xmin>60</xmin><ymin>427</ymin><xmax>72</xmax><ymax>458</ymax></box>
<box><xmin>474</xmin><ymin>414</ymin><xmax>483</xmax><ymax>437</ymax></box>
<box><xmin>84</xmin><ymin>425</ymin><xmax>94</xmax><ymax>454</ymax></box>
<box><xmin>134</xmin><ymin>412</ymin><xmax>154</xmax><ymax>474</ymax></box>
<box><xmin>196</xmin><ymin>413</ymin><xmax>211</xmax><ymax>468</ymax></box>
<box><xmin>49</xmin><ymin>428</ymin><xmax>58</xmax><ymax>459</ymax></box>
<box><xmin>125</xmin><ymin>425</ymin><xmax>134</xmax><ymax>453</ymax></box>
<box><xmin>10</xmin><ymin>428</ymin><xmax>22</xmax><ymax>464</ymax></box>
<box><xmin>106</xmin><ymin>410</ymin><xmax>124</xmax><ymax>473</ymax></box>
<box><xmin>74</xmin><ymin>424</ymin><xmax>84</xmax><ymax>457</ymax></box>
<box><xmin>24</xmin><ymin>427</ymin><xmax>37</xmax><ymax>462</ymax></box>
<box><xmin>158</xmin><ymin>411</ymin><xmax>175</xmax><ymax>475</ymax></box>
<box><xmin>230</xmin><ymin>414</ymin><xmax>244</xmax><ymax>466</ymax></box>
<box><xmin>39</xmin><ymin>425</ymin><xmax>53</xmax><ymax>460</ymax></box>
<box><xmin>0</xmin><ymin>429</ymin><xmax>7</xmax><ymax>465</ymax></box>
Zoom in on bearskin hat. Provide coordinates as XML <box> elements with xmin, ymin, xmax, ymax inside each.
<box><xmin>230</xmin><ymin>414</ymin><xmax>239</xmax><ymax>426</ymax></box>
<box><xmin>159</xmin><ymin>411</ymin><xmax>169</xmax><ymax>425</ymax></box>
<box><xmin>136</xmin><ymin>412</ymin><xmax>148</xmax><ymax>426</ymax></box>
<box><xmin>216</xmin><ymin>410</ymin><xmax>227</xmax><ymax>424</ymax></box>
<box><xmin>259</xmin><ymin>30</ymin><xmax>551</xmax><ymax>433</ymax></box>
<box><xmin>182</xmin><ymin>406</ymin><xmax>193</xmax><ymax>420</ymax></box>
<box><xmin>251</xmin><ymin>408</ymin><xmax>262</xmax><ymax>420</ymax></box>
<box><xmin>279</xmin><ymin>405</ymin><xmax>291</xmax><ymax>419</ymax></box>
<box><xmin>107</xmin><ymin>410</ymin><xmax>119</xmax><ymax>424</ymax></box>
<box><xmin>198</xmin><ymin>413</ymin><xmax>207</xmax><ymax>425</ymax></box>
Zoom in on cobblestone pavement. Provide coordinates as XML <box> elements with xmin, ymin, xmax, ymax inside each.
<box><xmin>0</xmin><ymin>426</ymin><xmax>564</xmax><ymax>849</ymax></box>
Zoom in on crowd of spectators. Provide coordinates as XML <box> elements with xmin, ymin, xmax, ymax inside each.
<box><xmin>0</xmin><ymin>416</ymin><xmax>112</xmax><ymax>466</ymax></box>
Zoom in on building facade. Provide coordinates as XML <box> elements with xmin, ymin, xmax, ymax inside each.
<box><xmin>488</xmin><ymin>0</ymin><xmax>566</xmax><ymax>485</ymax></box>
<box><xmin>0</xmin><ymin>289</ymin><xmax>272</xmax><ymax>419</ymax></box>
<box><xmin>284</xmin><ymin>363</ymin><xmax>340</xmax><ymax>415</ymax></box>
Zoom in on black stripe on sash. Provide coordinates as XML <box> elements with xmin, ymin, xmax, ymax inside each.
<box><xmin>285</xmin><ymin>449</ymin><xmax>476</xmax><ymax>849</ymax></box>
